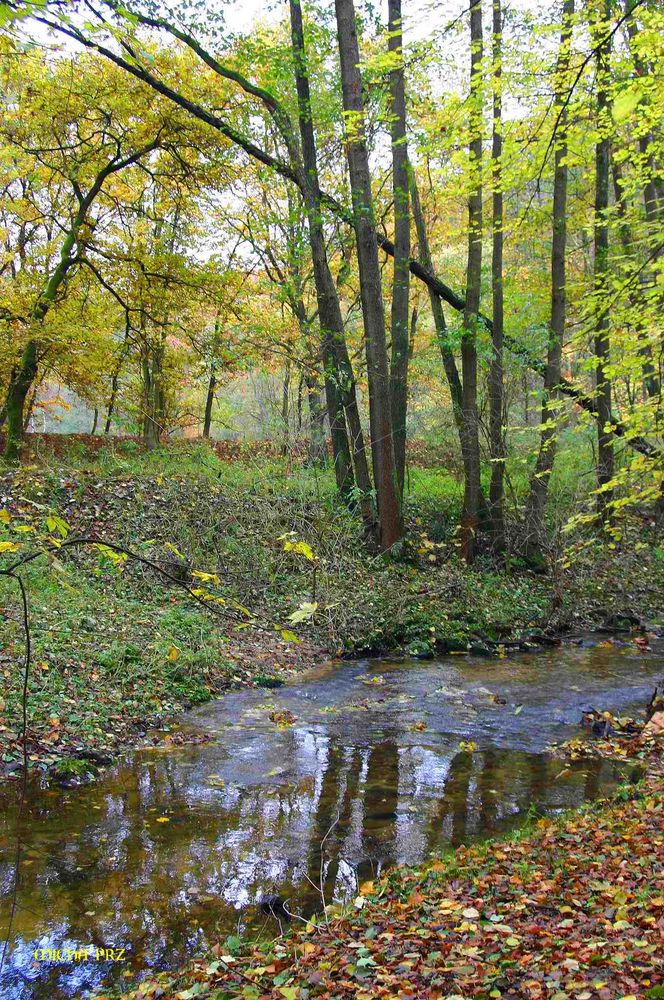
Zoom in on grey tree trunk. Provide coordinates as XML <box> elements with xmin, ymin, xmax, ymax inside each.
<box><xmin>334</xmin><ymin>0</ymin><xmax>403</xmax><ymax>549</ymax></box>
<box><xmin>387</xmin><ymin>0</ymin><xmax>410</xmax><ymax>497</ymax></box>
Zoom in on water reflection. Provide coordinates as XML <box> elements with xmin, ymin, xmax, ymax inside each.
<box><xmin>0</xmin><ymin>641</ymin><xmax>660</xmax><ymax>998</ymax></box>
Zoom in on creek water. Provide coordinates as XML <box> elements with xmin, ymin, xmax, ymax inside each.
<box><xmin>1</xmin><ymin>638</ymin><xmax>662</xmax><ymax>998</ymax></box>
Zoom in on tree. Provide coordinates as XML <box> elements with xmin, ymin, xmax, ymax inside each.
<box><xmin>459</xmin><ymin>0</ymin><xmax>484</xmax><ymax>564</ymax></box>
<box><xmin>334</xmin><ymin>0</ymin><xmax>402</xmax><ymax>548</ymax></box>
<box><xmin>387</xmin><ymin>0</ymin><xmax>411</xmax><ymax>497</ymax></box>
<box><xmin>523</xmin><ymin>0</ymin><xmax>575</xmax><ymax>561</ymax></box>
<box><xmin>489</xmin><ymin>0</ymin><xmax>506</xmax><ymax>553</ymax></box>
<box><xmin>591</xmin><ymin>0</ymin><xmax>615</xmax><ymax>515</ymax></box>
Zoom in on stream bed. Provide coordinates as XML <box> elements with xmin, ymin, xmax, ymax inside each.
<box><xmin>1</xmin><ymin>637</ymin><xmax>662</xmax><ymax>998</ymax></box>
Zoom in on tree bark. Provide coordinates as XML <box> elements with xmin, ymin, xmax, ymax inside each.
<box><xmin>203</xmin><ymin>373</ymin><xmax>216</xmax><ymax>439</ymax></box>
<box><xmin>289</xmin><ymin>0</ymin><xmax>368</xmax><ymax>508</ymax></box>
<box><xmin>5</xmin><ymin>339</ymin><xmax>39</xmax><ymax>460</ymax></box>
<box><xmin>623</xmin><ymin>1</ymin><xmax>664</xmax><ymax>220</ymax></box>
<box><xmin>489</xmin><ymin>0</ymin><xmax>506</xmax><ymax>553</ymax></box>
<box><xmin>306</xmin><ymin>375</ymin><xmax>327</xmax><ymax>466</ymax></box>
<box><xmin>459</xmin><ymin>0</ymin><xmax>484</xmax><ymax>564</ymax></box>
<box><xmin>592</xmin><ymin>0</ymin><xmax>614</xmax><ymax>516</ymax></box>
<box><xmin>523</xmin><ymin>0</ymin><xmax>574</xmax><ymax>562</ymax></box>
<box><xmin>334</xmin><ymin>0</ymin><xmax>403</xmax><ymax>549</ymax></box>
<box><xmin>387</xmin><ymin>0</ymin><xmax>410</xmax><ymax>497</ymax></box>
<box><xmin>411</xmin><ymin>176</ymin><xmax>464</xmax><ymax>431</ymax></box>
<box><xmin>612</xmin><ymin>159</ymin><xmax>660</xmax><ymax>400</ymax></box>
<box><xmin>281</xmin><ymin>360</ymin><xmax>291</xmax><ymax>456</ymax></box>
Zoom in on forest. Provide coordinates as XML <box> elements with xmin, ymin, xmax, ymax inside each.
<box><xmin>0</xmin><ymin>0</ymin><xmax>662</xmax><ymax>998</ymax></box>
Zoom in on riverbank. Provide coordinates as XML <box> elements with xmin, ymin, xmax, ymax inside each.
<box><xmin>119</xmin><ymin>761</ymin><xmax>663</xmax><ymax>1000</ymax></box>
<box><xmin>1</xmin><ymin>439</ymin><xmax>662</xmax><ymax>780</ymax></box>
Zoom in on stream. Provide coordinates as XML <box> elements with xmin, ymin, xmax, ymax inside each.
<box><xmin>1</xmin><ymin>637</ymin><xmax>662</xmax><ymax>998</ymax></box>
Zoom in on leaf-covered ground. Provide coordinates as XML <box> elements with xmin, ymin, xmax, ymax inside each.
<box><xmin>122</xmin><ymin>769</ymin><xmax>664</xmax><ymax>1000</ymax></box>
<box><xmin>1</xmin><ymin>440</ymin><xmax>662</xmax><ymax>779</ymax></box>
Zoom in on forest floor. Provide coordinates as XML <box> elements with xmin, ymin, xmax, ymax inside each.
<box><xmin>1</xmin><ymin>436</ymin><xmax>662</xmax><ymax>782</ymax></box>
<box><xmin>121</xmin><ymin>736</ymin><xmax>664</xmax><ymax>1000</ymax></box>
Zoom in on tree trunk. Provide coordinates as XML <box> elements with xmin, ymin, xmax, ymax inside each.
<box><xmin>305</xmin><ymin>376</ymin><xmax>327</xmax><ymax>467</ymax></box>
<box><xmin>105</xmin><ymin>330</ymin><xmax>129</xmax><ymax>435</ymax></box>
<box><xmin>334</xmin><ymin>0</ymin><xmax>403</xmax><ymax>549</ymax></box>
<box><xmin>387</xmin><ymin>0</ymin><xmax>410</xmax><ymax>497</ymax></box>
<box><xmin>142</xmin><ymin>335</ymin><xmax>164</xmax><ymax>451</ymax></box>
<box><xmin>592</xmin><ymin>0</ymin><xmax>614</xmax><ymax>516</ymax></box>
<box><xmin>523</xmin><ymin>0</ymin><xmax>574</xmax><ymax>562</ymax></box>
<box><xmin>91</xmin><ymin>407</ymin><xmax>99</xmax><ymax>435</ymax></box>
<box><xmin>3</xmin><ymin>226</ymin><xmax>79</xmax><ymax>459</ymax></box>
<box><xmin>203</xmin><ymin>372</ymin><xmax>216</xmax><ymax>439</ymax></box>
<box><xmin>411</xmin><ymin>176</ymin><xmax>463</xmax><ymax>428</ymax></box>
<box><xmin>611</xmin><ymin>159</ymin><xmax>660</xmax><ymax>399</ymax></box>
<box><xmin>623</xmin><ymin>2</ymin><xmax>664</xmax><ymax>218</ymax></box>
<box><xmin>281</xmin><ymin>361</ymin><xmax>291</xmax><ymax>456</ymax></box>
<box><xmin>459</xmin><ymin>0</ymin><xmax>484</xmax><ymax>564</ymax></box>
<box><xmin>2</xmin><ymin>144</ymin><xmax>156</xmax><ymax>460</ymax></box>
<box><xmin>289</xmin><ymin>0</ymin><xmax>368</xmax><ymax>508</ymax></box>
<box><xmin>5</xmin><ymin>340</ymin><xmax>38</xmax><ymax>461</ymax></box>
<box><xmin>489</xmin><ymin>0</ymin><xmax>506</xmax><ymax>554</ymax></box>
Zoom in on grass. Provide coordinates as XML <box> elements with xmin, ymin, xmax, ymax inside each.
<box><xmin>1</xmin><ymin>436</ymin><xmax>662</xmax><ymax>778</ymax></box>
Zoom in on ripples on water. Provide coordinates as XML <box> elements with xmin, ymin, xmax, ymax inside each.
<box><xmin>1</xmin><ymin>639</ymin><xmax>661</xmax><ymax>997</ymax></box>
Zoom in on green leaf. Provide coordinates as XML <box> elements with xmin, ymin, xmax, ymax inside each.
<box><xmin>288</xmin><ymin>601</ymin><xmax>318</xmax><ymax>624</ymax></box>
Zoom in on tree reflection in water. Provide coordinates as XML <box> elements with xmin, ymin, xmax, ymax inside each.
<box><xmin>1</xmin><ymin>643</ymin><xmax>656</xmax><ymax>999</ymax></box>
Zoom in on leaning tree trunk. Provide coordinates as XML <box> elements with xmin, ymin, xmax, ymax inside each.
<box><xmin>387</xmin><ymin>0</ymin><xmax>411</xmax><ymax>497</ymax></box>
<box><xmin>523</xmin><ymin>0</ymin><xmax>574</xmax><ymax>563</ymax></box>
<box><xmin>459</xmin><ymin>0</ymin><xmax>484</xmax><ymax>564</ymax></box>
<box><xmin>489</xmin><ymin>0</ymin><xmax>506</xmax><ymax>554</ymax></box>
<box><xmin>334</xmin><ymin>0</ymin><xmax>403</xmax><ymax>549</ymax></box>
<box><xmin>592</xmin><ymin>0</ymin><xmax>614</xmax><ymax>517</ymax></box>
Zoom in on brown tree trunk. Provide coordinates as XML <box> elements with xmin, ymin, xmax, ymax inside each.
<box><xmin>489</xmin><ymin>0</ymin><xmax>506</xmax><ymax>554</ymax></box>
<box><xmin>523</xmin><ymin>0</ymin><xmax>574</xmax><ymax>562</ymax></box>
<box><xmin>592</xmin><ymin>0</ymin><xmax>614</xmax><ymax>516</ymax></box>
<box><xmin>289</xmin><ymin>0</ymin><xmax>369</xmax><ymax>509</ymax></box>
<box><xmin>459</xmin><ymin>0</ymin><xmax>484</xmax><ymax>564</ymax></box>
<box><xmin>387</xmin><ymin>0</ymin><xmax>410</xmax><ymax>497</ymax></box>
<box><xmin>334</xmin><ymin>0</ymin><xmax>403</xmax><ymax>549</ymax></box>
<box><xmin>202</xmin><ymin>373</ymin><xmax>216</xmax><ymax>439</ymax></box>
